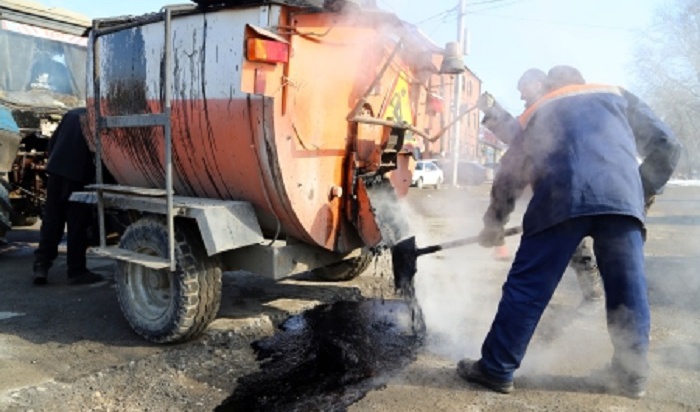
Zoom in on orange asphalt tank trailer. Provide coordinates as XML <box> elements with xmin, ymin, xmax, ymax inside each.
<box><xmin>74</xmin><ymin>0</ymin><xmax>456</xmax><ymax>342</ymax></box>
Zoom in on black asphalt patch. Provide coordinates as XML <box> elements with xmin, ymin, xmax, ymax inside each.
<box><xmin>216</xmin><ymin>299</ymin><xmax>423</xmax><ymax>412</ymax></box>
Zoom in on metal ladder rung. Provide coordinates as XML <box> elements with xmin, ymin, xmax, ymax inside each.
<box><xmin>100</xmin><ymin>113</ymin><xmax>169</xmax><ymax>129</ymax></box>
<box><xmin>89</xmin><ymin>246</ymin><xmax>170</xmax><ymax>270</ymax></box>
<box><xmin>91</xmin><ymin>8</ymin><xmax>177</xmax><ymax>271</ymax></box>
<box><xmin>85</xmin><ymin>184</ymin><xmax>167</xmax><ymax>197</ymax></box>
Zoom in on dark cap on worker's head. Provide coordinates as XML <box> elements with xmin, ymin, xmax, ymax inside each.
<box><xmin>547</xmin><ymin>65</ymin><xmax>585</xmax><ymax>90</ymax></box>
<box><xmin>517</xmin><ymin>68</ymin><xmax>547</xmax><ymax>90</ymax></box>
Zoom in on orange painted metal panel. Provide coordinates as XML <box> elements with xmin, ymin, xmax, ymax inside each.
<box><xmin>88</xmin><ymin>6</ymin><xmax>433</xmax><ymax>253</ymax></box>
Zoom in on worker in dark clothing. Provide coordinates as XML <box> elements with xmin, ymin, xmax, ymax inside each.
<box><xmin>479</xmin><ymin>68</ymin><xmax>604</xmax><ymax>307</ymax></box>
<box><xmin>1</xmin><ymin>105</ymin><xmax>21</xmax><ymax>242</ymax></box>
<box><xmin>33</xmin><ymin>108</ymin><xmax>103</xmax><ymax>286</ymax></box>
<box><xmin>546</xmin><ymin>64</ymin><xmax>586</xmax><ymax>89</ymax></box>
<box><xmin>458</xmin><ymin>75</ymin><xmax>681</xmax><ymax>398</ymax></box>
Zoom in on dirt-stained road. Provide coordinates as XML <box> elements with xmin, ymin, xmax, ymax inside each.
<box><xmin>1</xmin><ymin>183</ymin><xmax>699</xmax><ymax>411</ymax></box>
<box><xmin>351</xmin><ymin>183</ymin><xmax>700</xmax><ymax>412</ymax></box>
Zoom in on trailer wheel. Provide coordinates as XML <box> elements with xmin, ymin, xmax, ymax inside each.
<box><xmin>116</xmin><ymin>216</ymin><xmax>222</xmax><ymax>343</ymax></box>
<box><xmin>312</xmin><ymin>249</ymin><xmax>373</xmax><ymax>281</ymax></box>
<box><xmin>0</xmin><ymin>178</ymin><xmax>11</xmax><ymax>237</ymax></box>
<box><xmin>10</xmin><ymin>213</ymin><xmax>38</xmax><ymax>227</ymax></box>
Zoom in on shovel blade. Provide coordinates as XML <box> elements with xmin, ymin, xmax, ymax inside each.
<box><xmin>391</xmin><ymin>236</ymin><xmax>417</xmax><ymax>295</ymax></box>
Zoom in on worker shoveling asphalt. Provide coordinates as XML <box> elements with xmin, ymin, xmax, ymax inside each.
<box><xmin>391</xmin><ymin>226</ymin><xmax>523</xmax><ymax>332</ymax></box>
<box><xmin>391</xmin><ymin>226</ymin><xmax>523</xmax><ymax>296</ymax></box>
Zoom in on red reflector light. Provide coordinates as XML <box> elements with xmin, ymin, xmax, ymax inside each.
<box><xmin>246</xmin><ymin>38</ymin><xmax>289</xmax><ymax>64</ymax></box>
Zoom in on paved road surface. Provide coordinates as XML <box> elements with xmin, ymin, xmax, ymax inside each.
<box><xmin>0</xmin><ymin>183</ymin><xmax>698</xmax><ymax>411</ymax></box>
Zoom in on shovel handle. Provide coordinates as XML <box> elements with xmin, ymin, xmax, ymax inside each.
<box><xmin>415</xmin><ymin>226</ymin><xmax>522</xmax><ymax>257</ymax></box>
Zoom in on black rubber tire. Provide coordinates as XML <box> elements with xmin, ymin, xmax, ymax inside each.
<box><xmin>312</xmin><ymin>248</ymin><xmax>373</xmax><ymax>281</ymax></box>
<box><xmin>0</xmin><ymin>179</ymin><xmax>10</xmax><ymax>211</ymax></box>
<box><xmin>116</xmin><ymin>216</ymin><xmax>222</xmax><ymax>343</ymax></box>
<box><xmin>0</xmin><ymin>177</ymin><xmax>11</xmax><ymax>193</ymax></box>
<box><xmin>10</xmin><ymin>213</ymin><xmax>38</xmax><ymax>227</ymax></box>
<box><xmin>0</xmin><ymin>178</ymin><xmax>11</xmax><ymax>235</ymax></box>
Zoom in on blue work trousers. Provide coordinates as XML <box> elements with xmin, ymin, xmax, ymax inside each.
<box><xmin>479</xmin><ymin>215</ymin><xmax>649</xmax><ymax>381</ymax></box>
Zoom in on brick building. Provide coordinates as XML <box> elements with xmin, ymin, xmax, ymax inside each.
<box><xmin>402</xmin><ymin>27</ymin><xmax>508</xmax><ymax>171</ymax></box>
<box><xmin>421</xmin><ymin>60</ymin><xmax>508</xmax><ymax>168</ymax></box>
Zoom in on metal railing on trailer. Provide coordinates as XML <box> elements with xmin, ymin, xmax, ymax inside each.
<box><xmin>88</xmin><ymin>6</ymin><xmax>181</xmax><ymax>271</ymax></box>
<box><xmin>72</xmin><ymin>4</ymin><xmax>265</xmax><ymax>343</ymax></box>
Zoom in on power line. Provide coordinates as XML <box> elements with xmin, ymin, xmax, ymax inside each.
<box><xmin>468</xmin><ymin>10</ymin><xmax>640</xmax><ymax>32</ymax></box>
<box><xmin>469</xmin><ymin>0</ymin><xmax>529</xmax><ymax>13</ymax></box>
<box><xmin>376</xmin><ymin>0</ymin><xmax>397</xmax><ymax>14</ymax></box>
<box><xmin>424</xmin><ymin>14</ymin><xmax>459</xmax><ymax>37</ymax></box>
<box><xmin>406</xmin><ymin>0</ymin><xmax>639</xmax><ymax>32</ymax></box>
<box><xmin>410</xmin><ymin>0</ymin><xmax>530</xmax><ymax>28</ymax></box>
<box><xmin>470</xmin><ymin>0</ymin><xmax>520</xmax><ymax>7</ymax></box>
<box><xmin>414</xmin><ymin>5</ymin><xmax>459</xmax><ymax>26</ymax></box>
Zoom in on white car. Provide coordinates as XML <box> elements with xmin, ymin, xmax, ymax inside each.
<box><xmin>412</xmin><ymin>160</ymin><xmax>444</xmax><ymax>189</ymax></box>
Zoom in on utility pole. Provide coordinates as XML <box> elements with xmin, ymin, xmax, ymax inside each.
<box><xmin>451</xmin><ymin>0</ymin><xmax>467</xmax><ymax>186</ymax></box>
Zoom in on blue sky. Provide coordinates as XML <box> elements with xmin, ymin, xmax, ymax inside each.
<box><xmin>44</xmin><ymin>0</ymin><xmax>667</xmax><ymax>112</ymax></box>
<box><xmin>379</xmin><ymin>0</ymin><xmax>666</xmax><ymax>112</ymax></box>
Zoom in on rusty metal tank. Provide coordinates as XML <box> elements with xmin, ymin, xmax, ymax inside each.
<box><xmin>88</xmin><ymin>2</ymin><xmax>441</xmax><ymax>253</ymax></box>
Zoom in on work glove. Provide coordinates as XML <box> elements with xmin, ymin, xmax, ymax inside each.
<box><xmin>476</xmin><ymin>92</ymin><xmax>496</xmax><ymax>111</ymax></box>
<box><xmin>478</xmin><ymin>224</ymin><xmax>505</xmax><ymax>248</ymax></box>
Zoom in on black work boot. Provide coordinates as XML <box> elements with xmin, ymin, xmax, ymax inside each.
<box><xmin>618</xmin><ymin>377</ymin><xmax>647</xmax><ymax>399</ymax></box>
<box><xmin>67</xmin><ymin>270</ymin><xmax>104</xmax><ymax>286</ymax></box>
<box><xmin>607</xmin><ymin>362</ymin><xmax>647</xmax><ymax>399</ymax></box>
<box><xmin>457</xmin><ymin>359</ymin><xmax>514</xmax><ymax>394</ymax></box>
<box><xmin>33</xmin><ymin>262</ymin><xmax>49</xmax><ymax>286</ymax></box>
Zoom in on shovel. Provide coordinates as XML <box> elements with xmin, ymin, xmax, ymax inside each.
<box><xmin>391</xmin><ymin>226</ymin><xmax>523</xmax><ymax>296</ymax></box>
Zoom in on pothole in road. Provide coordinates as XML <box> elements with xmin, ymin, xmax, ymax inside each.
<box><xmin>216</xmin><ymin>299</ymin><xmax>423</xmax><ymax>412</ymax></box>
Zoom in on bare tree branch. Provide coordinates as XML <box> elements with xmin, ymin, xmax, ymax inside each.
<box><xmin>633</xmin><ymin>0</ymin><xmax>700</xmax><ymax>176</ymax></box>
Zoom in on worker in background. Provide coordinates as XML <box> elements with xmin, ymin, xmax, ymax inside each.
<box><xmin>0</xmin><ymin>104</ymin><xmax>21</xmax><ymax>242</ymax></box>
<box><xmin>32</xmin><ymin>108</ymin><xmax>103</xmax><ymax>286</ymax></box>
<box><xmin>458</xmin><ymin>67</ymin><xmax>681</xmax><ymax>399</ymax></box>
<box><xmin>546</xmin><ymin>64</ymin><xmax>585</xmax><ymax>89</ymax></box>
<box><xmin>478</xmin><ymin>67</ymin><xmax>604</xmax><ymax>308</ymax></box>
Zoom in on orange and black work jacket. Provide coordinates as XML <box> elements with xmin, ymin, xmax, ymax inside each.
<box><xmin>483</xmin><ymin>84</ymin><xmax>681</xmax><ymax>236</ymax></box>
